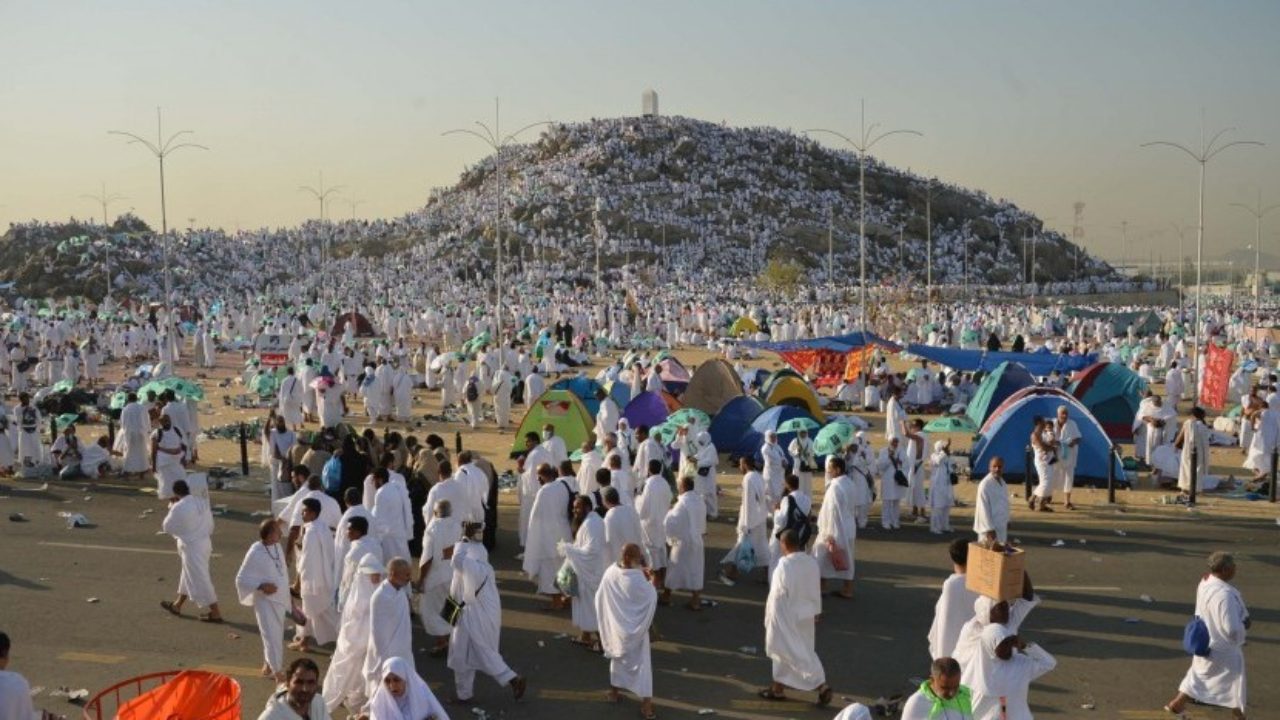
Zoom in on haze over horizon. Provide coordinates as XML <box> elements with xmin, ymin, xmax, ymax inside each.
<box><xmin>2</xmin><ymin>0</ymin><xmax>1277</xmax><ymax>266</ymax></box>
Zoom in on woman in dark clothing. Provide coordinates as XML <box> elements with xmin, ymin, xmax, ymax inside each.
<box><xmin>986</xmin><ymin>332</ymin><xmax>1002</xmax><ymax>352</ymax></box>
<box><xmin>338</xmin><ymin>434</ymin><xmax>370</xmax><ymax>506</ymax></box>
<box><xmin>1011</xmin><ymin>334</ymin><xmax>1026</xmax><ymax>353</ymax></box>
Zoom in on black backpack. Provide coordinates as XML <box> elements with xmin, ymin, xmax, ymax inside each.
<box><xmin>559</xmin><ymin>479</ymin><xmax>575</xmax><ymax>523</ymax></box>
<box><xmin>465</xmin><ymin>380</ymin><xmax>479</xmax><ymax>403</ymax></box>
<box><xmin>777</xmin><ymin>494</ymin><xmax>815</xmax><ymax>548</ymax></box>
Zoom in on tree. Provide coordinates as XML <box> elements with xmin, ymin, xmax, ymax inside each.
<box><xmin>759</xmin><ymin>258</ymin><xmax>805</xmax><ymax>293</ymax></box>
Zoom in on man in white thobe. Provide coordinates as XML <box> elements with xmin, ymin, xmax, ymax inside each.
<box><xmin>321</xmin><ymin>553</ymin><xmax>382</xmax><ymax>714</ymax></box>
<box><xmin>0</xmin><ymin>631</ymin><xmax>50</xmax><ymax>720</ymax></box>
<box><xmin>277</xmin><ymin>367</ymin><xmax>305</xmax><ymax>430</ymax></box>
<box><xmin>562</xmin><ymin>495</ymin><xmax>608</xmax><ymax>648</ymax></box>
<box><xmin>760</xmin><ymin>431</ymin><xmax>787</xmax><ymax>507</ymax></box>
<box><xmin>1166</xmin><ymin>552</ymin><xmax>1249</xmax><ymax>718</ymax></box>
<box><xmin>160</xmin><ymin>480</ymin><xmax>223</xmax><ymax>621</ymax></box>
<box><xmin>370</xmin><ymin>468</ymin><xmax>412</xmax><ymax>561</ymax></box>
<box><xmin>662</xmin><ymin>477</ymin><xmax>705</xmax><ymax>610</ymax></box>
<box><xmin>1176</xmin><ymin>408</ymin><xmax>1212</xmax><ymax>496</ymax></box>
<box><xmin>635</xmin><ymin>459</ymin><xmax>673</xmax><ymax>593</ymax></box>
<box><xmin>927</xmin><ymin>539</ymin><xmax>980</xmax><ymax>661</ymax></box>
<box><xmin>151</xmin><ymin>413</ymin><xmax>188</xmax><ymax>500</ymax></box>
<box><xmin>595</xmin><ymin>543</ymin><xmax>658</xmax><ymax>719</ymax></box>
<box><xmin>974</xmin><ymin>457</ymin><xmax>1011</xmax><ymax>543</ymax></box>
<box><xmin>814</xmin><ymin>457</ymin><xmax>856</xmax><ymax>599</ymax></box>
<box><xmin>362</xmin><ymin>558</ymin><xmax>414</xmax><ymax>701</ymax></box>
<box><xmin>595</xmin><ymin>387</ymin><xmax>621</xmax><ymax>444</ymax></box>
<box><xmin>721</xmin><ymin>455</ymin><xmax>768</xmax><ymax>584</ymax></box>
<box><xmin>292</xmin><ymin>498</ymin><xmax>339</xmax><ymax>650</ymax></box>
<box><xmin>1054</xmin><ymin>406</ymin><xmax>1082</xmax><ymax>509</ymax></box>
<box><xmin>449</xmin><ymin>529</ymin><xmax>527</xmax><ymax>702</ymax></box>
<box><xmin>603</xmin><ymin>487</ymin><xmax>644</xmax><ymax>566</ymax></box>
<box><xmin>116</xmin><ymin>393</ymin><xmax>151</xmax><ymax>476</ymax></box>
<box><xmin>417</xmin><ymin>499</ymin><xmax>462</xmax><ymax>655</ymax></box>
<box><xmin>522</xmin><ymin>464</ymin><xmax>574</xmax><ymax>606</ymax></box>
<box><xmin>516</xmin><ymin>432</ymin><xmax>553</xmax><ymax>550</ymax></box>
<box><xmin>234</xmin><ymin>518</ymin><xmax>291</xmax><ymax>681</ymax></box>
<box><xmin>761</xmin><ymin>530</ymin><xmax>832</xmax><ymax>706</ymax></box>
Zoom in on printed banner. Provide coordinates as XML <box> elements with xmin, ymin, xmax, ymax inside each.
<box><xmin>1200</xmin><ymin>342</ymin><xmax>1234</xmax><ymax>410</ymax></box>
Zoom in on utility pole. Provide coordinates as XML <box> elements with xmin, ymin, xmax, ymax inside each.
<box><xmin>108</xmin><ymin>107</ymin><xmax>208</xmax><ymax>304</ymax></box>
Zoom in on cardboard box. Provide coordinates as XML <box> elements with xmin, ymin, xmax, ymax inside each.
<box><xmin>965</xmin><ymin>542</ymin><xmax>1026</xmax><ymax>601</ymax></box>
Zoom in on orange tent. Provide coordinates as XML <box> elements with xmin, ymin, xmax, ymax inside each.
<box><xmin>107</xmin><ymin>670</ymin><xmax>241</xmax><ymax>720</ymax></box>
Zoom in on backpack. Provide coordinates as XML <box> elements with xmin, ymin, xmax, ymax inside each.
<box><xmin>592</xmin><ymin>490</ymin><xmax>607</xmax><ymax>518</ymax></box>
<box><xmin>1183</xmin><ymin>616</ymin><xmax>1211</xmax><ymax>657</ymax></box>
<box><xmin>465</xmin><ymin>379</ymin><xmax>479</xmax><ymax>403</ymax></box>
<box><xmin>777</xmin><ymin>495</ymin><xmax>815</xmax><ymax>548</ymax></box>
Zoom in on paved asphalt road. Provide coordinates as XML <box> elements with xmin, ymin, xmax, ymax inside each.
<box><xmin>2</xmin><ymin>475</ymin><xmax>1276</xmax><ymax>720</ymax></box>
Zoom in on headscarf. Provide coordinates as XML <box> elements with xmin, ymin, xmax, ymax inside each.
<box><xmin>366</xmin><ymin>656</ymin><xmax>449</xmax><ymax>720</ymax></box>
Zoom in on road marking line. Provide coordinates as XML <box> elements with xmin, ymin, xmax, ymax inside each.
<box><xmin>38</xmin><ymin>541</ymin><xmax>222</xmax><ymax>557</ymax></box>
<box><xmin>198</xmin><ymin>664</ymin><xmax>267</xmax><ymax>677</ymax></box>
<box><xmin>893</xmin><ymin>582</ymin><xmax>1121</xmax><ymax>592</ymax></box>
<box><xmin>58</xmin><ymin>651</ymin><xmax>126</xmax><ymax>664</ymax></box>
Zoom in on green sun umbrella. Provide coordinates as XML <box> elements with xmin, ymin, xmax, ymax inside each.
<box><xmin>813</xmin><ymin>420</ymin><xmax>857</xmax><ymax>455</ymax></box>
<box><xmin>50</xmin><ymin>379</ymin><xmax>75</xmax><ymax>394</ymax></box>
<box><xmin>666</xmin><ymin>408</ymin><xmax>710</xmax><ymax>430</ymax></box>
<box><xmin>160</xmin><ymin>377</ymin><xmax>205</xmax><ymax>401</ymax></box>
<box><xmin>924</xmin><ymin>416</ymin><xmax>978</xmax><ymax>433</ymax></box>
<box><xmin>777</xmin><ymin>417</ymin><xmax>821</xmax><ymax>434</ymax></box>
<box><xmin>109</xmin><ymin>392</ymin><xmax>128</xmax><ymax>410</ymax></box>
<box><xmin>55</xmin><ymin>413</ymin><xmax>80</xmax><ymax>430</ymax></box>
<box><xmin>651</xmin><ymin>421</ymin><xmax>681</xmax><ymax>446</ymax></box>
<box><xmin>249</xmin><ymin>373</ymin><xmax>280</xmax><ymax>396</ymax></box>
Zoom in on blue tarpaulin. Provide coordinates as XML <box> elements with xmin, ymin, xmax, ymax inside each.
<box><xmin>905</xmin><ymin>344</ymin><xmax>1096</xmax><ymax>376</ymax></box>
<box><xmin>741</xmin><ymin>331</ymin><xmax>902</xmax><ymax>354</ymax></box>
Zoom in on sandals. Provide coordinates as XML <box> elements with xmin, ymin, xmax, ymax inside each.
<box><xmin>816</xmin><ymin>684</ymin><xmax>833</xmax><ymax>707</ymax></box>
<box><xmin>160</xmin><ymin>600</ymin><xmax>181</xmax><ymax>616</ymax></box>
<box><xmin>510</xmin><ymin>675</ymin><xmax>527</xmax><ymax>701</ymax></box>
<box><xmin>758</xmin><ymin>688</ymin><xmax>787</xmax><ymax>701</ymax></box>
<box><xmin>198</xmin><ymin>613</ymin><xmax>224</xmax><ymax>623</ymax></box>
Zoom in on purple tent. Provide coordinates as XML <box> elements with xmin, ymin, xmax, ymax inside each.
<box><xmin>623</xmin><ymin>391</ymin><xmax>670</xmax><ymax>430</ymax></box>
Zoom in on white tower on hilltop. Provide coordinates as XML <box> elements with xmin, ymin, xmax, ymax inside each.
<box><xmin>642</xmin><ymin>89</ymin><xmax>659</xmax><ymax>117</ymax></box>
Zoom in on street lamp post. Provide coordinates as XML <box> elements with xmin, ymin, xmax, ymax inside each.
<box><xmin>445</xmin><ymin>99</ymin><xmax>549</xmax><ymax>339</ymax></box>
<box><xmin>1142</xmin><ymin>120</ymin><xmax>1262</xmax><ymax>398</ymax></box>
<box><xmin>1230</xmin><ymin>192</ymin><xmax>1280</xmax><ymax>329</ymax></box>
<box><xmin>925</xmin><ymin>181</ymin><xmax>933</xmax><ymax>321</ymax></box>
<box><xmin>300</xmin><ymin>172</ymin><xmax>344</xmax><ymax>266</ymax></box>
<box><xmin>81</xmin><ymin>182</ymin><xmax>127</xmax><ymax>226</ymax></box>
<box><xmin>108</xmin><ymin>107</ymin><xmax>207</xmax><ymax>304</ymax></box>
<box><xmin>805</xmin><ymin>100</ymin><xmax>922</xmax><ymax>331</ymax></box>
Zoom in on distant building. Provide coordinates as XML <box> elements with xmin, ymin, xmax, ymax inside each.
<box><xmin>642</xmin><ymin>89</ymin><xmax>659</xmax><ymax>117</ymax></box>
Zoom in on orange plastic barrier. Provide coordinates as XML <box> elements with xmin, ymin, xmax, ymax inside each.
<box><xmin>110</xmin><ymin>670</ymin><xmax>241</xmax><ymax>720</ymax></box>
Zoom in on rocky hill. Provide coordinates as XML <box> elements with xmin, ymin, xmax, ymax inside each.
<box><xmin>0</xmin><ymin>115</ymin><xmax>1113</xmax><ymax>300</ymax></box>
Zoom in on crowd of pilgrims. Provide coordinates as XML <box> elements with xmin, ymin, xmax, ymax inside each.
<box><xmin>0</xmin><ymin>278</ymin><xmax>1265</xmax><ymax>719</ymax></box>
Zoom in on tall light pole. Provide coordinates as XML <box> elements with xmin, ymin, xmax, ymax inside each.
<box><xmin>445</xmin><ymin>99</ymin><xmax>549</xmax><ymax>339</ymax></box>
<box><xmin>1230</xmin><ymin>192</ymin><xmax>1280</xmax><ymax>329</ymax></box>
<box><xmin>1143</xmin><ymin>119</ymin><xmax>1263</xmax><ymax>398</ymax></box>
<box><xmin>108</xmin><ymin>107</ymin><xmax>207</xmax><ymax>303</ymax></box>
<box><xmin>925</xmin><ymin>181</ymin><xmax>933</xmax><ymax>321</ymax></box>
<box><xmin>826</xmin><ymin>204</ymin><xmax>834</xmax><ymax>291</ymax></box>
<box><xmin>805</xmin><ymin>100</ymin><xmax>922</xmax><ymax>331</ymax></box>
<box><xmin>593</xmin><ymin>197</ymin><xmax>605</xmax><ymax>294</ymax></box>
<box><xmin>345</xmin><ymin>197</ymin><xmax>366</xmax><ymax>221</ymax></box>
<box><xmin>1169</xmin><ymin>223</ymin><xmax>1194</xmax><ymax>321</ymax></box>
<box><xmin>300</xmin><ymin>172</ymin><xmax>343</xmax><ymax>221</ymax></box>
<box><xmin>81</xmin><ymin>182</ymin><xmax>127</xmax><ymax>226</ymax></box>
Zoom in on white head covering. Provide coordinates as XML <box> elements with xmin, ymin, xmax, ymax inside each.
<box><xmin>933</xmin><ymin>439</ymin><xmax>948</xmax><ymax>453</ymax></box>
<box><xmin>833</xmin><ymin>702</ymin><xmax>872</xmax><ymax>720</ymax></box>
<box><xmin>366</xmin><ymin>656</ymin><xmax>447</xmax><ymax>720</ymax></box>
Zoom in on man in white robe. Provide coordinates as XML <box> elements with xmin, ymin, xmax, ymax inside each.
<box><xmin>761</xmin><ymin>530</ymin><xmax>832</xmax><ymax>706</ymax></box>
<box><xmin>720</xmin><ymin>456</ymin><xmax>768</xmax><ymax>584</ymax></box>
<box><xmin>1176</xmin><ymin>408</ymin><xmax>1212</xmax><ymax>496</ymax></box>
<box><xmin>876</xmin><ymin>437</ymin><xmax>907</xmax><ymax>530</ymax></box>
<box><xmin>417</xmin><ymin>499</ymin><xmax>462</xmax><ymax>655</ymax></box>
<box><xmin>160</xmin><ymin>480</ymin><xmax>223</xmax><ymax>621</ymax></box>
<box><xmin>291</xmin><ymin>499</ymin><xmax>339</xmax><ymax>651</ymax></box>
<box><xmin>662</xmin><ymin>477</ymin><xmax>705</xmax><ymax>610</ymax></box>
<box><xmin>449</xmin><ymin>528</ymin><xmax>528</xmax><ymax>702</ymax></box>
<box><xmin>1166</xmin><ymin>552</ymin><xmax>1249</xmax><ymax>718</ymax></box>
<box><xmin>595</xmin><ymin>387</ymin><xmax>621</xmax><ymax>444</ymax></box>
<box><xmin>814</xmin><ymin>457</ymin><xmax>856</xmax><ymax>599</ymax></box>
<box><xmin>277</xmin><ymin>366</ymin><xmax>305</xmax><ymax>430</ymax></box>
<box><xmin>116</xmin><ymin>393</ymin><xmax>151</xmax><ymax>477</ymax></box>
<box><xmin>151</xmin><ymin>413</ymin><xmax>188</xmax><ymax>500</ymax></box>
<box><xmin>257</xmin><ymin>658</ymin><xmax>330</xmax><ymax>720</ymax></box>
<box><xmin>362</xmin><ymin>558</ymin><xmax>414</xmax><ymax>701</ymax></box>
<box><xmin>1053</xmin><ymin>406</ymin><xmax>1082</xmax><ymax>509</ymax></box>
<box><xmin>595</xmin><ymin>543</ymin><xmax>658</xmax><ymax>719</ymax></box>
<box><xmin>516</xmin><ymin>432</ymin><xmax>553</xmax><ymax>550</ymax></box>
<box><xmin>635</xmin><ymin>459</ymin><xmax>673</xmax><ymax>592</ymax></box>
<box><xmin>974</xmin><ymin>457</ymin><xmax>1011</xmax><ymax>543</ymax></box>
<box><xmin>371</xmin><ymin>468</ymin><xmax>412</xmax><ymax>561</ymax></box>
<box><xmin>760</xmin><ymin>431</ymin><xmax>787</xmax><ymax>507</ymax></box>
<box><xmin>336</xmin><ymin>515</ymin><xmax>381</xmax><ymax>613</ymax></box>
<box><xmin>603</xmin><ymin>487</ymin><xmax>644</xmax><ymax>566</ymax></box>
<box><xmin>927</xmin><ymin>539</ymin><xmax>980</xmax><ymax>661</ymax></box>
<box><xmin>522</xmin><ymin>464</ymin><xmax>574</xmax><ymax>606</ymax></box>
<box><xmin>234</xmin><ymin>519</ymin><xmax>291</xmax><ymax>681</ymax></box>
<box><xmin>321</xmin><ymin>553</ymin><xmax>382</xmax><ymax>714</ymax></box>
<box><xmin>562</xmin><ymin>495</ymin><xmax>608</xmax><ymax>648</ymax></box>
<box><xmin>631</xmin><ymin>425</ymin><xmax>665</xmax><ymax>479</ymax></box>
<box><xmin>0</xmin><ymin>632</ymin><xmax>49</xmax><ymax>720</ymax></box>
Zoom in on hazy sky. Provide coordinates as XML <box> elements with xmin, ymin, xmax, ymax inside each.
<box><xmin>2</xmin><ymin>1</ymin><xmax>1277</xmax><ymax>264</ymax></box>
